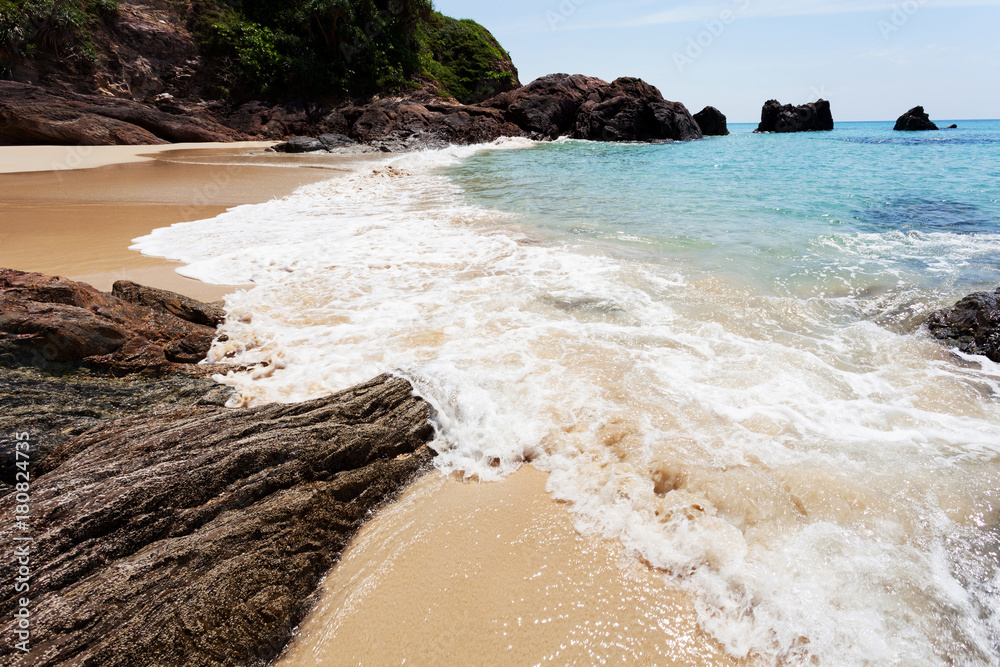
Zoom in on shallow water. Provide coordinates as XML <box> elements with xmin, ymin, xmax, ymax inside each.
<box><xmin>134</xmin><ymin>122</ymin><xmax>1000</xmax><ymax>666</ymax></box>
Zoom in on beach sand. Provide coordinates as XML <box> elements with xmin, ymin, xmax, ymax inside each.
<box><xmin>1</xmin><ymin>142</ymin><xmax>742</xmax><ymax>665</ymax></box>
<box><xmin>278</xmin><ymin>467</ymin><xmax>743</xmax><ymax>666</ymax></box>
<box><xmin>0</xmin><ymin>142</ymin><xmax>364</xmax><ymax>301</ymax></box>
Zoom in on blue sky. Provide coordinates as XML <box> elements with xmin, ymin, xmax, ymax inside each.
<box><xmin>433</xmin><ymin>0</ymin><xmax>1000</xmax><ymax>122</ymax></box>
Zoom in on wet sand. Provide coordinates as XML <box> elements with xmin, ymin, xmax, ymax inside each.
<box><xmin>278</xmin><ymin>467</ymin><xmax>744</xmax><ymax>666</ymax></box>
<box><xmin>0</xmin><ymin>142</ymin><xmax>366</xmax><ymax>300</ymax></box>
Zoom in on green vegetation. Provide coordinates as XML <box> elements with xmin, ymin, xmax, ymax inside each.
<box><xmin>0</xmin><ymin>0</ymin><xmax>517</xmax><ymax>102</ymax></box>
<box><xmin>417</xmin><ymin>11</ymin><xmax>517</xmax><ymax>103</ymax></box>
<box><xmin>0</xmin><ymin>0</ymin><xmax>118</xmax><ymax>70</ymax></box>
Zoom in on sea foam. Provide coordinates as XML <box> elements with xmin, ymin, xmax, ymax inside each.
<box><xmin>132</xmin><ymin>139</ymin><xmax>1000</xmax><ymax>666</ymax></box>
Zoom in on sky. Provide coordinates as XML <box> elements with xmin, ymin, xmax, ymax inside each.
<box><xmin>433</xmin><ymin>0</ymin><xmax>1000</xmax><ymax>122</ymax></box>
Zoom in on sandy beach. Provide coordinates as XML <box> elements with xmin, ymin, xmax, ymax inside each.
<box><xmin>0</xmin><ymin>142</ymin><xmax>359</xmax><ymax>301</ymax></box>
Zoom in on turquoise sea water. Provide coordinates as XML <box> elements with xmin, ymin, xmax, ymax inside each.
<box><xmin>137</xmin><ymin>122</ymin><xmax>1000</xmax><ymax>665</ymax></box>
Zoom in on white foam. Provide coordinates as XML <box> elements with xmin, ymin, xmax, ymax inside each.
<box><xmin>132</xmin><ymin>142</ymin><xmax>1000</xmax><ymax>666</ymax></box>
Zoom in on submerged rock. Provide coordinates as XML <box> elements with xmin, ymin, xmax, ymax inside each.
<box><xmin>927</xmin><ymin>289</ymin><xmax>1000</xmax><ymax>362</ymax></box>
<box><xmin>0</xmin><ymin>269</ymin><xmax>221</xmax><ymax>373</ymax></box>
<box><xmin>754</xmin><ymin>99</ymin><xmax>834</xmax><ymax>133</ymax></box>
<box><xmin>693</xmin><ymin>106</ymin><xmax>729</xmax><ymax>136</ymax></box>
<box><xmin>894</xmin><ymin>106</ymin><xmax>939</xmax><ymax>131</ymax></box>
<box><xmin>0</xmin><ymin>373</ymin><xmax>435</xmax><ymax>665</ymax></box>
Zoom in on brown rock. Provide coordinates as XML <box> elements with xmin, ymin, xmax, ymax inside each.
<box><xmin>0</xmin><ymin>81</ymin><xmax>241</xmax><ymax>146</ymax></box>
<box><xmin>693</xmin><ymin>106</ymin><xmax>730</xmax><ymax>136</ymax></box>
<box><xmin>0</xmin><ymin>374</ymin><xmax>435</xmax><ymax>665</ymax></box>
<box><xmin>893</xmin><ymin>106</ymin><xmax>939</xmax><ymax>132</ymax></box>
<box><xmin>0</xmin><ymin>269</ymin><xmax>222</xmax><ymax>373</ymax></box>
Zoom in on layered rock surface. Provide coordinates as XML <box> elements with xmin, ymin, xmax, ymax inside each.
<box><xmin>0</xmin><ymin>270</ymin><xmax>223</xmax><ymax>373</ymax></box>
<box><xmin>755</xmin><ymin>99</ymin><xmax>834</xmax><ymax>133</ymax></box>
<box><xmin>927</xmin><ymin>288</ymin><xmax>1000</xmax><ymax>362</ymax></box>
<box><xmin>0</xmin><ymin>373</ymin><xmax>435</xmax><ymax>665</ymax></box>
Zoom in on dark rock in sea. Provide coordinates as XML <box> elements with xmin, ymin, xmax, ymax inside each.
<box><xmin>754</xmin><ymin>99</ymin><xmax>834</xmax><ymax>133</ymax></box>
<box><xmin>693</xmin><ymin>106</ymin><xmax>729</xmax><ymax>136</ymax></box>
<box><xmin>0</xmin><ymin>81</ymin><xmax>241</xmax><ymax>145</ymax></box>
<box><xmin>894</xmin><ymin>106</ymin><xmax>939</xmax><ymax>131</ymax></box>
<box><xmin>483</xmin><ymin>73</ymin><xmax>702</xmax><ymax>142</ymax></box>
<box><xmin>0</xmin><ymin>373</ymin><xmax>435</xmax><ymax>665</ymax></box>
<box><xmin>927</xmin><ymin>289</ymin><xmax>1000</xmax><ymax>362</ymax></box>
<box><xmin>945</xmin><ymin>124</ymin><xmax>958</xmax><ymax>129</ymax></box>
<box><xmin>0</xmin><ymin>269</ymin><xmax>221</xmax><ymax>374</ymax></box>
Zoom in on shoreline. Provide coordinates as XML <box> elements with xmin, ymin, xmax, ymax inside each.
<box><xmin>0</xmin><ymin>142</ymin><xmax>365</xmax><ymax>301</ymax></box>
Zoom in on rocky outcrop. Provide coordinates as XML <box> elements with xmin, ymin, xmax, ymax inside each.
<box><xmin>927</xmin><ymin>288</ymin><xmax>1000</xmax><ymax>362</ymax></box>
<box><xmin>894</xmin><ymin>106</ymin><xmax>939</xmax><ymax>131</ymax></box>
<box><xmin>0</xmin><ymin>373</ymin><xmax>435</xmax><ymax>665</ymax></box>
<box><xmin>0</xmin><ymin>81</ymin><xmax>242</xmax><ymax>145</ymax></box>
<box><xmin>485</xmin><ymin>74</ymin><xmax>701</xmax><ymax>142</ymax></box>
<box><xmin>266</xmin><ymin>74</ymin><xmax>702</xmax><ymax>152</ymax></box>
<box><xmin>693</xmin><ymin>106</ymin><xmax>729</xmax><ymax>136</ymax></box>
<box><xmin>754</xmin><ymin>99</ymin><xmax>834</xmax><ymax>133</ymax></box>
<box><xmin>0</xmin><ymin>269</ymin><xmax>223</xmax><ymax>373</ymax></box>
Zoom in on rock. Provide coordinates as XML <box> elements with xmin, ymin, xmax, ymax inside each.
<box><xmin>112</xmin><ymin>280</ymin><xmax>225</xmax><ymax>328</ymax></box>
<box><xmin>693</xmin><ymin>106</ymin><xmax>729</xmax><ymax>136</ymax></box>
<box><xmin>318</xmin><ymin>133</ymin><xmax>356</xmax><ymax>149</ymax></box>
<box><xmin>927</xmin><ymin>289</ymin><xmax>1000</xmax><ymax>362</ymax></box>
<box><xmin>0</xmin><ymin>373</ymin><xmax>435</xmax><ymax>665</ymax></box>
<box><xmin>483</xmin><ymin>73</ymin><xmax>701</xmax><ymax>142</ymax></box>
<box><xmin>0</xmin><ymin>81</ymin><xmax>241</xmax><ymax>145</ymax></box>
<box><xmin>945</xmin><ymin>124</ymin><xmax>958</xmax><ymax>129</ymax></box>
<box><xmin>0</xmin><ymin>269</ymin><xmax>222</xmax><ymax>374</ymax></box>
<box><xmin>893</xmin><ymin>106</ymin><xmax>939</xmax><ymax>131</ymax></box>
<box><xmin>0</xmin><ymin>365</ymin><xmax>233</xmax><ymax>492</ymax></box>
<box><xmin>754</xmin><ymin>99</ymin><xmax>834</xmax><ymax>133</ymax></box>
<box><xmin>282</xmin><ymin>135</ymin><xmax>326</xmax><ymax>153</ymax></box>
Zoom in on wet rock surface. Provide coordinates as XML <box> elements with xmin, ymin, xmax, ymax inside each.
<box><xmin>0</xmin><ymin>269</ymin><xmax>222</xmax><ymax>374</ymax></box>
<box><xmin>693</xmin><ymin>106</ymin><xmax>729</xmax><ymax>136</ymax></box>
<box><xmin>894</xmin><ymin>106</ymin><xmax>939</xmax><ymax>132</ymax></box>
<box><xmin>927</xmin><ymin>288</ymin><xmax>1000</xmax><ymax>362</ymax></box>
<box><xmin>754</xmin><ymin>99</ymin><xmax>834</xmax><ymax>133</ymax></box>
<box><xmin>0</xmin><ymin>373</ymin><xmax>435</xmax><ymax>666</ymax></box>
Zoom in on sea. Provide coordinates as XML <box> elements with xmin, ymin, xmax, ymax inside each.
<box><xmin>133</xmin><ymin>120</ymin><xmax>1000</xmax><ymax>666</ymax></box>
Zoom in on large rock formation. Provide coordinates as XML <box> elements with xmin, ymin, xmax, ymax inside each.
<box><xmin>0</xmin><ymin>269</ymin><xmax>224</xmax><ymax>373</ymax></box>
<box><xmin>0</xmin><ymin>373</ymin><xmax>435</xmax><ymax>665</ymax></box>
<box><xmin>754</xmin><ymin>99</ymin><xmax>834</xmax><ymax>133</ymax></box>
<box><xmin>693</xmin><ymin>106</ymin><xmax>729</xmax><ymax>136</ymax></box>
<box><xmin>894</xmin><ymin>106</ymin><xmax>939</xmax><ymax>132</ymax></box>
<box><xmin>927</xmin><ymin>288</ymin><xmax>1000</xmax><ymax>362</ymax></box>
<box><xmin>0</xmin><ymin>81</ymin><xmax>241</xmax><ymax>145</ymax></box>
<box><xmin>484</xmin><ymin>74</ymin><xmax>702</xmax><ymax>142</ymax></box>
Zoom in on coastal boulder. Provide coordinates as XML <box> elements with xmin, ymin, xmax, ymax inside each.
<box><xmin>927</xmin><ymin>288</ymin><xmax>1000</xmax><ymax>362</ymax></box>
<box><xmin>693</xmin><ymin>106</ymin><xmax>730</xmax><ymax>136</ymax></box>
<box><xmin>755</xmin><ymin>99</ymin><xmax>834</xmax><ymax>133</ymax></box>
<box><xmin>0</xmin><ymin>269</ymin><xmax>222</xmax><ymax>373</ymax></box>
<box><xmin>483</xmin><ymin>73</ymin><xmax>701</xmax><ymax>142</ymax></box>
<box><xmin>0</xmin><ymin>373</ymin><xmax>435</xmax><ymax>665</ymax></box>
<box><xmin>894</xmin><ymin>106</ymin><xmax>939</xmax><ymax>131</ymax></box>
